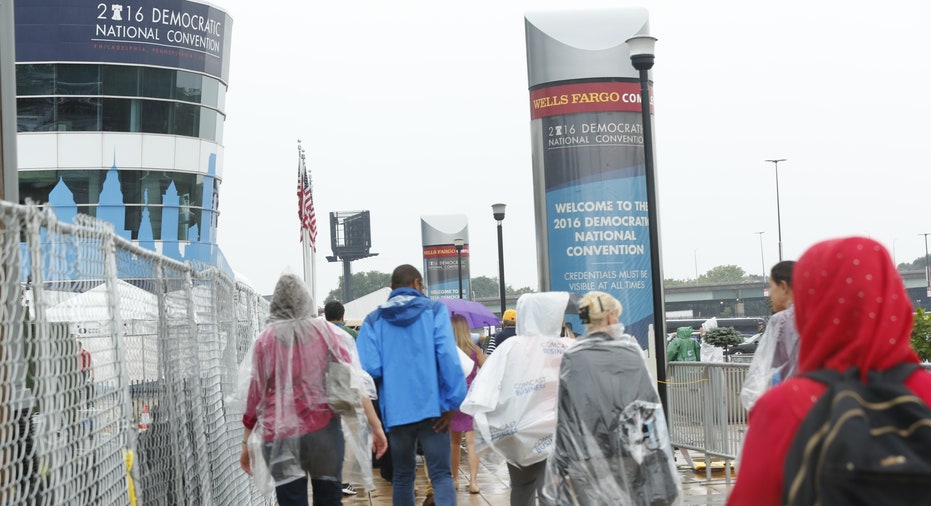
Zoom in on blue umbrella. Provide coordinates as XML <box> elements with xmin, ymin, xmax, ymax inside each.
<box><xmin>437</xmin><ymin>298</ymin><xmax>500</xmax><ymax>328</ymax></box>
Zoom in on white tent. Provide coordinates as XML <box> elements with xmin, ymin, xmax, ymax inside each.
<box><xmin>343</xmin><ymin>287</ymin><xmax>391</xmax><ymax>327</ymax></box>
<box><xmin>46</xmin><ymin>280</ymin><xmax>159</xmax><ymax>382</ymax></box>
<box><xmin>46</xmin><ymin>279</ymin><xmax>158</xmax><ymax>323</ymax></box>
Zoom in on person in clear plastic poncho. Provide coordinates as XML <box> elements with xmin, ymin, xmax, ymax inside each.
<box><xmin>239</xmin><ymin>273</ymin><xmax>387</xmax><ymax>506</ymax></box>
<box><xmin>460</xmin><ymin>291</ymin><xmax>574</xmax><ymax>506</ymax></box>
<box><xmin>541</xmin><ymin>291</ymin><xmax>680</xmax><ymax>506</ymax></box>
<box><xmin>739</xmin><ymin>260</ymin><xmax>799</xmax><ymax>412</ymax></box>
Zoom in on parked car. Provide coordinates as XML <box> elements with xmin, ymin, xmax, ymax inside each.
<box><xmin>726</xmin><ymin>332</ymin><xmax>763</xmax><ymax>355</ymax></box>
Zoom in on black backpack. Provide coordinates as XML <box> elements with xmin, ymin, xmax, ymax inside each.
<box><xmin>782</xmin><ymin>364</ymin><xmax>931</xmax><ymax>505</ymax></box>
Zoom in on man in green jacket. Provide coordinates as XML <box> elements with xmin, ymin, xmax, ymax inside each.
<box><xmin>667</xmin><ymin>326</ymin><xmax>701</xmax><ymax>362</ymax></box>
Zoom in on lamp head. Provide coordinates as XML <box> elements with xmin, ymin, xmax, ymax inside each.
<box><xmin>492</xmin><ymin>203</ymin><xmax>506</xmax><ymax>222</ymax></box>
<box><xmin>453</xmin><ymin>238</ymin><xmax>465</xmax><ymax>250</ymax></box>
<box><xmin>626</xmin><ymin>35</ymin><xmax>657</xmax><ymax>71</ymax></box>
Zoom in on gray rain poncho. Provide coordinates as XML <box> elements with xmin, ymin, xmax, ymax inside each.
<box><xmin>240</xmin><ymin>274</ymin><xmax>377</xmax><ymax>493</ymax></box>
<box><xmin>459</xmin><ymin>292</ymin><xmax>573</xmax><ymax>467</ymax></box>
<box><xmin>541</xmin><ymin>325</ymin><xmax>680</xmax><ymax>506</ymax></box>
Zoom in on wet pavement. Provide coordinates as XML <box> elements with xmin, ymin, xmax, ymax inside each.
<box><xmin>344</xmin><ymin>449</ymin><xmax>732</xmax><ymax>505</ymax></box>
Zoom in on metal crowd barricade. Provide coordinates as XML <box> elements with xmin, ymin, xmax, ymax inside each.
<box><xmin>666</xmin><ymin>361</ymin><xmax>750</xmax><ymax>483</ymax></box>
<box><xmin>0</xmin><ymin>201</ymin><xmax>272</xmax><ymax>505</ymax></box>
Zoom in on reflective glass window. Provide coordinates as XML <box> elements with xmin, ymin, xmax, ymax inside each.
<box><xmin>101</xmin><ymin>65</ymin><xmax>140</xmax><ymax>96</ymax></box>
<box><xmin>57</xmin><ymin>97</ymin><xmax>101</xmax><ymax>131</ymax></box>
<box><xmin>141</xmin><ymin>67</ymin><xmax>175</xmax><ymax>99</ymax></box>
<box><xmin>101</xmin><ymin>98</ymin><xmax>133</xmax><ymax>132</ymax></box>
<box><xmin>201</xmin><ymin>77</ymin><xmax>219</xmax><ymax>108</ymax></box>
<box><xmin>199</xmin><ymin>108</ymin><xmax>217</xmax><ymax>142</ymax></box>
<box><xmin>140</xmin><ymin>101</ymin><xmax>171</xmax><ymax>133</ymax></box>
<box><xmin>56</xmin><ymin>65</ymin><xmax>100</xmax><ymax>95</ymax></box>
<box><xmin>174</xmin><ymin>103</ymin><xmax>200</xmax><ymax>137</ymax></box>
<box><xmin>19</xmin><ymin>169</ymin><xmax>213</xmax><ymax>241</ymax></box>
<box><xmin>16</xmin><ymin>64</ymin><xmax>56</xmax><ymax>95</ymax></box>
<box><xmin>175</xmin><ymin>71</ymin><xmax>202</xmax><ymax>103</ymax></box>
<box><xmin>16</xmin><ymin>98</ymin><xmax>56</xmax><ymax>132</ymax></box>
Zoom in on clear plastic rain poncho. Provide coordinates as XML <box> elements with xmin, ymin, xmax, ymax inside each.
<box><xmin>540</xmin><ymin>324</ymin><xmax>681</xmax><ymax>506</ymax></box>
<box><xmin>459</xmin><ymin>292</ymin><xmax>573</xmax><ymax>467</ymax></box>
<box><xmin>239</xmin><ymin>274</ymin><xmax>377</xmax><ymax>494</ymax></box>
<box><xmin>738</xmin><ymin>304</ymin><xmax>800</xmax><ymax>411</ymax></box>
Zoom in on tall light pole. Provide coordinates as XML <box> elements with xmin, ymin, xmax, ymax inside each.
<box><xmin>694</xmin><ymin>249</ymin><xmax>699</xmax><ymax>279</ymax></box>
<box><xmin>921</xmin><ymin>233</ymin><xmax>931</xmax><ymax>300</ymax></box>
<box><xmin>626</xmin><ymin>34</ymin><xmax>668</xmax><ymax>412</ymax></box>
<box><xmin>1</xmin><ymin>0</ymin><xmax>19</xmax><ymax>203</ymax></box>
<box><xmin>453</xmin><ymin>238</ymin><xmax>465</xmax><ymax>299</ymax></box>
<box><xmin>492</xmin><ymin>203</ymin><xmax>507</xmax><ymax>317</ymax></box>
<box><xmin>765</xmin><ymin>159</ymin><xmax>786</xmax><ymax>261</ymax></box>
<box><xmin>756</xmin><ymin>231</ymin><xmax>766</xmax><ymax>294</ymax></box>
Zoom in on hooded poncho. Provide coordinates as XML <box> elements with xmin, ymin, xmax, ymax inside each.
<box><xmin>460</xmin><ymin>292</ymin><xmax>573</xmax><ymax>467</ymax></box>
<box><xmin>728</xmin><ymin>237</ymin><xmax>931</xmax><ymax>506</ymax></box>
<box><xmin>242</xmin><ymin>274</ymin><xmax>376</xmax><ymax>490</ymax></box>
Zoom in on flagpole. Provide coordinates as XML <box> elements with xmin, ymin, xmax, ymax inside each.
<box><xmin>302</xmin><ymin>227</ymin><xmax>314</xmax><ymax>303</ymax></box>
<box><xmin>297</xmin><ymin>141</ymin><xmax>318</xmax><ymax>311</ymax></box>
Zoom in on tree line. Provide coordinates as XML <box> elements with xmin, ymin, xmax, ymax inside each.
<box><xmin>325</xmin><ymin>254</ymin><xmax>931</xmax><ymax>304</ymax></box>
<box><xmin>324</xmin><ymin>271</ymin><xmax>534</xmax><ymax>303</ymax></box>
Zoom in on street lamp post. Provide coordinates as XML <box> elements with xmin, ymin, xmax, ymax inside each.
<box><xmin>921</xmin><ymin>233</ymin><xmax>931</xmax><ymax>300</ymax></box>
<box><xmin>765</xmin><ymin>159</ymin><xmax>787</xmax><ymax>261</ymax></box>
<box><xmin>626</xmin><ymin>34</ymin><xmax>668</xmax><ymax>412</ymax></box>
<box><xmin>454</xmin><ymin>238</ymin><xmax>465</xmax><ymax>299</ymax></box>
<box><xmin>756</xmin><ymin>231</ymin><xmax>766</xmax><ymax>294</ymax></box>
<box><xmin>492</xmin><ymin>203</ymin><xmax>507</xmax><ymax>317</ymax></box>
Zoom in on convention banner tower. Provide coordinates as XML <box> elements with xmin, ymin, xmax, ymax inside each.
<box><xmin>525</xmin><ymin>9</ymin><xmax>661</xmax><ymax>349</ymax></box>
<box><xmin>421</xmin><ymin>215</ymin><xmax>471</xmax><ymax>300</ymax></box>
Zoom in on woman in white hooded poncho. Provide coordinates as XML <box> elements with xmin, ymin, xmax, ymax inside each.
<box><xmin>460</xmin><ymin>291</ymin><xmax>573</xmax><ymax>506</ymax></box>
<box><xmin>541</xmin><ymin>291</ymin><xmax>680</xmax><ymax>506</ymax></box>
<box><xmin>239</xmin><ymin>273</ymin><xmax>387</xmax><ymax>505</ymax></box>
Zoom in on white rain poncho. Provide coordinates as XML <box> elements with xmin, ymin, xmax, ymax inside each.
<box><xmin>241</xmin><ymin>274</ymin><xmax>377</xmax><ymax>493</ymax></box>
<box><xmin>540</xmin><ymin>325</ymin><xmax>681</xmax><ymax>506</ymax></box>
<box><xmin>739</xmin><ymin>305</ymin><xmax>800</xmax><ymax>411</ymax></box>
<box><xmin>459</xmin><ymin>292</ymin><xmax>573</xmax><ymax>467</ymax></box>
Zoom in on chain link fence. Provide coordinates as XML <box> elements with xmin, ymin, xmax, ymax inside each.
<box><xmin>0</xmin><ymin>201</ymin><xmax>271</xmax><ymax>505</ymax></box>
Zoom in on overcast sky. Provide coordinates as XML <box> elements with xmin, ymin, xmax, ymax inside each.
<box><xmin>212</xmin><ymin>0</ymin><xmax>931</xmax><ymax>298</ymax></box>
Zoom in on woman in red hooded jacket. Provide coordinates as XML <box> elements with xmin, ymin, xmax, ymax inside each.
<box><xmin>728</xmin><ymin>236</ymin><xmax>931</xmax><ymax>505</ymax></box>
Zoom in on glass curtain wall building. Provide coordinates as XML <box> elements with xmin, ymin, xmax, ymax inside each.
<box><xmin>14</xmin><ymin>0</ymin><xmax>233</xmax><ymax>271</ymax></box>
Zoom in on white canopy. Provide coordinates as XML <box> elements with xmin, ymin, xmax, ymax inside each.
<box><xmin>343</xmin><ymin>287</ymin><xmax>391</xmax><ymax>327</ymax></box>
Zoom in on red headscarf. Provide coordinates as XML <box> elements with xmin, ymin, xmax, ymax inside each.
<box><xmin>793</xmin><ymin>236</ymin><xmax>918</xmax><ymax>378</ymax></box>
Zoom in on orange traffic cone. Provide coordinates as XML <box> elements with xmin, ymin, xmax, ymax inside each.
<box><xmin>139</xmin><ymin>404</ymin><xmax>151</xmax><ymax>431</ymax></box>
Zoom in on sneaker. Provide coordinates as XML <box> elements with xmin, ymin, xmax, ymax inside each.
<box><xmin>342</xmin><ymin>483</ymin><xmax>357</xmax><ymax>496</ymax></box>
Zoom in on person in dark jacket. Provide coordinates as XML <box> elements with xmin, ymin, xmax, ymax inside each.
<box><xmin>484</xmin><ymin>308</ymin><xmax>516</xmax><ymax>354</ymax></box>
<box><xmin>542</xmin><ymin>291</ymin><xmax>680</xmax><ymax>506</ymax></box>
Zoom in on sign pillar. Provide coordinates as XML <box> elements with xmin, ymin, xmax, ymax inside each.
<box><xmin>525</xmin><ymin>9</ymin><xmax>661</xmax><ymax>349</ymax></box>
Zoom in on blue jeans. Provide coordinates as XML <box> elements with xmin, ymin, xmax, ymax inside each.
<box><xmin>388</xmin><ymin>418</ymin><xmax>455</xmax><ymax>506</ymax></box>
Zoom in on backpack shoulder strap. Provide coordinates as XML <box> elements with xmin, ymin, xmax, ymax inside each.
<box><xmin>873</xmin><ymin>363</ymin><xmax>920</xmax><ymax>383</ymax></box>
<box><xmin>803</xmin><ymin>363</ymin><xmax>921</xmax><ymax>385</ymax></box>
<box><xmin>800</xmin><ymin>368</ymin><xmax>845</xmax><ymax>385</ymax></box>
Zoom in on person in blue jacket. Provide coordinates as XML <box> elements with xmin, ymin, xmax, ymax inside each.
<box><xmin>356</xmin><ymin>264</ymin><xmax>466</xmax><ymax>506</ymax></box>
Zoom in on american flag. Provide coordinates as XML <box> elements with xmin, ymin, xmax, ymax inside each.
<box><xmin>297</xmin><ymin>160</ymin><xmax>317</xmax><ymax>251</ymax></box>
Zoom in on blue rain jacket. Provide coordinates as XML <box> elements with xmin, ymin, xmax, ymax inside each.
<box><xmin>356</xmin><ymin>287</ymin><xmax>466</xmax><ymax>430</ymax></box>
